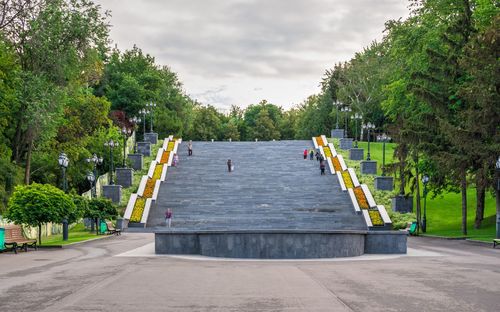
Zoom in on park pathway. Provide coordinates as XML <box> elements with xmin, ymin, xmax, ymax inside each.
<box><xmin>146</xmin><ymin>140</ymin><xmax>365</xmax><ymax>231</ymax></box>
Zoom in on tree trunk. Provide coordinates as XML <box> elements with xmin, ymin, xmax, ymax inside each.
<box><xmin>414</xmin><ymin>152</ymin><xmax>421</xmax><ymax>234</ymax></box>
<box><xmin>24</xmin><ymin>139</ymin><xmax>33</xmax><ymax>185</ymax></box>
<box><xmin>474</xmin><ymin>169</ymin><xmax>485</xmax><ymax>229</ymax></box>
<box><xmin>461</xmin><ymin>168</ymin><xmax>467</xmax><ymax>236</ymax></box>
<box><xmin>38</xmin><ymin>224</ymin><xmax>42</xmax><ymax>245</ymax></box>
<box><xmin>399</xmin><ymin>145</ymin><xmax>406</xmax><ymax>196</ymax></box>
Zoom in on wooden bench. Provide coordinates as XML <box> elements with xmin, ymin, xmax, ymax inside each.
<box><xmin>494</xmin><ymin>239</ymin><xmax>500</xmax><ymax>248</ymax></box>
<box><xmin>4</xmin><ymin>225</ymin><xmax>37</xmax><ymax>254</ymax></box>
<box><xmin>105</xmin><ymin>221</ymin><xmax>121</xmax><ymax>236</ymax></box>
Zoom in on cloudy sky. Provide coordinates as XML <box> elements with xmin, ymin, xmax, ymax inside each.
<box><xmin>95</xmin><ymin>0</ymin><xmax>409</xmax><ymax>111</ymax></box>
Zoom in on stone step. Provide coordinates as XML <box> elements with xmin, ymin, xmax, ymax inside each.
<box><xmin>146</xmin><ymin>141</ymin><xmax>366</xmax><ymax>231</ymax></box>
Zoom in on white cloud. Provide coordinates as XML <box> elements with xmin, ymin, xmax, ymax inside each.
<box><xmin>96</xmin><ymin>0</ymin><xmax>409</xmax><ymax>109</ymax></box>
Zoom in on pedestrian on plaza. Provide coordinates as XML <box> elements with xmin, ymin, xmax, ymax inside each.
<box><xmin>188</xmin><ymin>140</ymin><xmax>193</xmax><ymax>156</ymax></box>
<box><xmin>320</xmin><ymin>159</ymin><xmax>326</xmax><ymax>175</ymax></box>
<box><xmin>165</xmin><ymin>209</ymin><xmax>173</xmax><ymax>227</ymax></box>
<box><xmin>303</xmin><ymin>149</ymin><xmax>308</xmax><ymax>160</ymax></box>
<box><xmin>315</xmin><ymin>151</ymin><xmax>320</xmax><ymax>161</ymax></box>
<box><xmin>227</xmin><ymin>159</ymin><xmax>233</xmax><ymax>172</ymax></box>
<box><xmin>309</xmin><ymin>149</ymin><xmax>314</xmax><ymax>160</ymax></box>
<box><xmin>173</xmin><ymin>153</ymin><xmax>179</xmax><ymax>167</ymax></box>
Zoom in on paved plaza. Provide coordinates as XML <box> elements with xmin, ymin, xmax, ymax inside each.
<box><xmin>0</xmin><ymin>234</ymin><xmax>499</xmax><ymax>311</ymax></box>
<box><xmin>147</xmin><ymin>141</ymin><xmax>365</xmax><ymax>231</ymax></box>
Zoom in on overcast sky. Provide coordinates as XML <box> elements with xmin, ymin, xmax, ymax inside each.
<box><xmin>95</xmin><ymin>0</ymin><xmax>409</xmax><ymax>111</ymax></box>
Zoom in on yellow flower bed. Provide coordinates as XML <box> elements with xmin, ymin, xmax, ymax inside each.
<box><xmin>315</xmin><ymin>136</ymin><xmax>325</xmax><ymax>147</ymax></box>
<box><xmin>353</xmin><ymin>187</ymin><xmax>369</xmax><ymax>209</ymax></box>
<box><xmin>153</xmin><ymin>164</ymin><xmax>163</xmax><ymax>180</ymax></box>
<box><xmin>323</xmin><ymin>146</ymin><xmax>332</xmax><ymax>158</ymax></box>
<box><xmin>341</xmin><ymin>170</ymin><xmax>354</xmax><ymax>188</ymax></box>
<box><xmin>130</xmin><ymin>197</ymin><xmax>146</xmax><ymax>223</ymax></box>
<box><xmin>167</xmin><ymin>141</ymin><xmax>175</xmax><ymax>152</ymax></box>
<box><xmin>332</xmin><ymin>156</ymin><xmax>342</xmax><ymax>171</ymax></box>
<box><xmin>160</xmin><ymin>151</ymin><xmax>170</xmax><ymax>164</ymax></box>
<box><xmin>143</xmin><ymin>178</ymin><xmax>156</xmax><ymax>198</ymax></box>
<box><xmin>369</xmin><ymin>209</ymin><xmax>384</xmax><ymax>226</ymax></box>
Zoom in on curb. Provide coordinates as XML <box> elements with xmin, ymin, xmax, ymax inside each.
<box><xmin>38</xmin><ymin>234</ymin><xmax>117</xmax><ymax>248</ymax></box>
<box><xmin>417</xmin><ymin>235</ymin><xmax>495</xmax><ymax>247</ymax></box>
<box><xmin>418</xmin><ymin>234</ymin><xmax>467</xmax><ymax>240</ymax></box>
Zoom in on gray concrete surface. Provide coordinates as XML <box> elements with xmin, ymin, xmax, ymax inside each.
<box><xmin>0</xmin><ymin>234</ymin><xmax>499</xmax><ymax>311</ymax></box>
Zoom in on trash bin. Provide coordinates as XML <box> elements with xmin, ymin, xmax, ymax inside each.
<box><xmin>0</xmin><ymin>228</ymin><xmax>5</xmax><ymax>251</ymax></box>
<box><xmin>100</xmin><ymin>220</ymin><xmax>107</xmax><ymax>234</ymax></box>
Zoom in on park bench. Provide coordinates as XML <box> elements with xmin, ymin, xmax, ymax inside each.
<box><xmin>4</xmin><ymin>225</ymin><xmax>37</xmax><ymax>254</ymax></box>
<box><xmin>494</xmin><ymin>239</ymin><xmax>500</xmax><ymax>248</ymax></box>
<box><xmin>105</xmin><ymin>221</ymin><xmax>121</xmax><ymax>236</ymax></box>
<box><xmin>406</xmin><ymin>222</ymin><xmax>417</xmax><ymax>236</ymax></box>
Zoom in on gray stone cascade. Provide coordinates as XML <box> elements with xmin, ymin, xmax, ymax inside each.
<box><xmin>136</xmin><ymin>142</ymin><xmax>151</xmax><ymax>157</ymax></box>
<box><xmin>144</xmin><ymin>132</ymin><xmax>158</xmax><ymax>145</ymax></box>
<box><xmin>375</xmin><ymin>176</ymin><xmax>394</xmax><ymax>191</ymax></box>
<box><xmin>147</xmin><ymin>141</ymin><xmax>366</xmax><ymax>231</ymax></box>
<box><xmin>349</xmin><ymin>148</ymin><xmax>364</xmax><ymax>160</ymax></box>
<box><xmin>102</xmin><ymin>185</ymin><xmax>122</xmax><ymax>204</ymax></box>
<box><xmin>331</xmin><ymin>129</ymin><xmax>344</xmax><ymax>139</ymax></box>
<box><xmin>339</xmin><ymin>138</ymin><xmax>353</xmax><ymax>150</ymax></box>
<box><xmin>115</xmin><ymin>168</ymin><xmax>133</xmax><ymax>188</ymax></box>
<box><xmin>127</xmin><ymin>154</ymin><xmax>143</xmax><ymax>171</ymax></box>
<box><xmin>392</xmin><ymin>195</ymin><xmax>414</xmax><ymax>213</ymax></box>
<box><xmin>361</xmin><ymin>160</ymin><xmax>377</xmax><ymax>175</ymax></box>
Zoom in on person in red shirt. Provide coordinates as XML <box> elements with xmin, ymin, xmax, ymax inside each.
<box><xmin>303</xmin><ymin>149</ymin><xmax>308</xmax><ymax>159</ymax></box>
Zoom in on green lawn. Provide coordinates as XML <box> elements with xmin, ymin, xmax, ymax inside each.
<box><xmin>40</xmin><ymin>223</ymin><xmax>102</xmax><ymax>246</ymax></box>
<box><xmin>328</xmin><ymin>138</ymin><xmax>496</xmax><ymax>241</ymax></box>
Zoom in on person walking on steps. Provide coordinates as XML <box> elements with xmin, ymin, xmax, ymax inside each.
<box><xmin>165</xmin><ymin>209</ymin><xmax>173</xmax><ymax>227</ymax></box>
<box><xmin>303</xmin><ymin>149</ymin><xmax>308</xmax><ymax>160</ymax></box>
<box><xmin>188</xmin><ymin>140</ymin><xmax>193</xmax><ymax>156</ymax></box>
<box><xmin>315</xmin><ymin>151</ymin><xmax>320</xmax><ymax>161</ymax></box>
<box><xmin>320</xmin><ymin>159</ymin><xmax>326</xmax><ymax>175</ymax></box>
<box><xmin>173</xmin><ymin>153</ymin><xmax>179</xmax><ymax>167</ymax></box>
<box><xmin>227</xmin><ymin>159</ymin><xmax>233</xmax><ymax>172</ymax></box>
<box><xmin>309</xmin><ymin>149</ymin><xmax>314</xmax><ymax>160</ymax></box>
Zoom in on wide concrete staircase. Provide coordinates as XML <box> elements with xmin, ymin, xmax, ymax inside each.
<box><xmin>146</xmin><ymin>140</ymin><xmax>366</xmax><ymax>231</ymax></box>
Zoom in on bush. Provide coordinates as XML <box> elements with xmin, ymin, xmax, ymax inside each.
<box><xmin>388</xmin><ymin>210</ymin><xmax>416</xmax><ymax>230</ymax></box>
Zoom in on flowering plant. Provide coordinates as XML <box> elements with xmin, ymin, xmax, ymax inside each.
<box><xmin>341</xmin><ymin>171</ymin><xmax>354</xmax><ymax>188</ymax></box>
<box><xmin>369</xmin><ymin>209</ymin><xmax>384</xmax><ymax>226</ymax></box>
<box><xmin>160</xmin><ymin>151</ymin><xmax>170</xmax><ymax>164</ymax></box>
<box><xmin>332</xmin><ymin>157</ymin><xmax>342</xmax><ymax>171</ymax></box>
<box><xmin>315</xmin><ymin>136</ymin><xmax>325</xmax><ymax>147</ymax></box>
<box><xmin>167</xmin><ymin>141</ymin><xmax>175</xmax><ymax>152</ymax></box>
<box><xmin>143</xmin><ymin>178</ymin><xmax>156</xmax><ymax>197</ymax></box>
<box><xmin>323</xmin><ymin>147</ymin><xmax>332</xmax><ymax>158</ymax></box>
<box><xmin>153</xmin><ymin>164</ymin><xmax>163</xmax><ymax>180</ymax></box>
<box><xmin>130</xmin><ymin>197</ymin><xmax>146</xmax><ymax>222</ymax></box>
<box><xmin>353</xmin><ymin>187</ymin><xmax>369</xmax><ymax>209</ymax></box>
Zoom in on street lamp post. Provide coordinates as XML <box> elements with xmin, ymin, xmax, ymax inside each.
<box><xmin>496</xmin><ymin>156</ymin><xmax>500</xmax><ymax>238</ymax></box>
<box><xmin>139</xmin><ymin>109</ymin><xmax>149</xmax><ymax>136</ymax></box>
<box><xmin>341</xmin><ymin>107</ymin><xmax>352</xmax><ymax>138</ymax></box>
<box><xmin>86</xmin><ymin>171</ymin><xmax>96</xmax><ymax>198</ymax></box>
<box><xmin>363</xmin><ymin>122</ymin><xmax>375</xmax><ymax>160</ymax></box>
<box><xmin>147</xmin><ymin>101</ymin><xmax>157</xmax><ymax>132</ymax></box>
<box><xmin>334</xmin><ymin>100</ymin><xmax>341</xmax><ymax>129</ymax></box>
<box><xmin>86</xmin><ymin>153</ymin><xmax>103</xmax><ymax>196</ymax></box>
<box><xmin>129</xmin><ymin>117</ymin><xmax>141</xmax><ymax>153</ymax></box>
<box><xmin>351</xmin><ymin>113</ymin><xmax>362</xmax><ymax>147</ymax></box>
<box><xmin>58</xmin><ymin>152</ymin><xmax>69</xmax><ymax>241</ymax></box>
<box><xmin>58</xmin><ymin>152</ymin><xmax>69</xmax><ymax>193</ymax></box>
<box><xmin>104</xmin><ymin>139</ymin><xmax>119</xmax><ymax>185</ymax></box>
<box><xmin>377</xmin><ymin>133</ymin><xmax>391</xmax><ymax>176</ymax></box>
<box><xmin>422</xmin><ymin>174</ymin><xmax>430</xmax><ymax>233</ymax></box>
<box><xmin>121</xmin><ymin>126</ymin><xmax>132</xmax><ymax>167</ymax></box>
